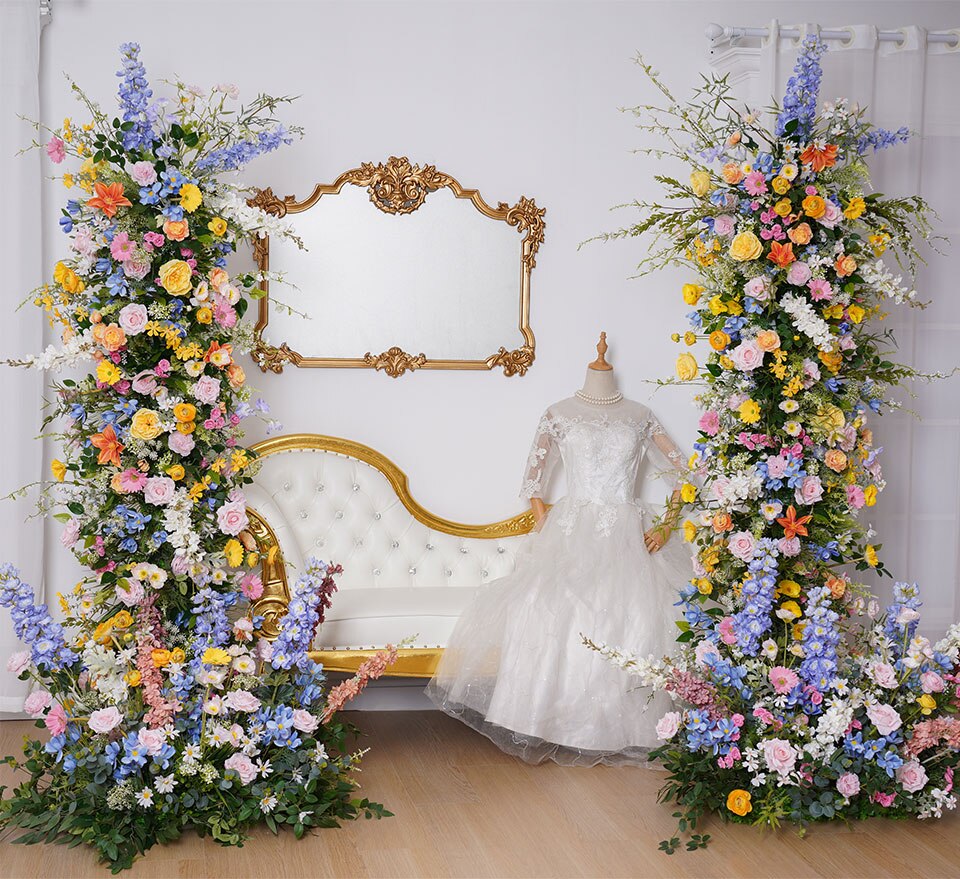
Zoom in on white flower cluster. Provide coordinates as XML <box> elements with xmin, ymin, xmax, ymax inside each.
<box><xmin>583</xmin><ymin>637</ymin><xmax>670</xmax><ymax>688</ymax></box>
<box><xmin>208</xmin><ymin>187</ymin><xmax>300</xmax><ymax>245</ymax></box>
<box><xmin>13</xmin><ymin>329</ymin><xmax>95</xmax><ymax>371</ymax></box>
<box><xmin>163</xmin><ymin>488</ymin><xmax>202</xmax><ymax>562</ymax></box>
<box><xmin>779</xmin><ymin>292</ymin><xmax>835</xmax><ymax>350</ymax></box>
<box><xmin>804</xmin><ymin>700</ymin><xmax>854</xmax><ymax>761</ymax></box>
<box><xmin>859</xmin><ymin>259</ymin><xmax>917</xmax><ymax>305</ymax></box>
<box><xmin>935</xmin><ymin>622</ymin><xmax>960</xmax><ymax>663</ymax></box>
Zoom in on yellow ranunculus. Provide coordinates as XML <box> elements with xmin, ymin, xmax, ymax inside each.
<box><xmin>777</xmin><ymin>580</ymin><xmax>801</xmax><ymax>598</ymax></box>
<box><xmin>158</xmin><ymin>259</ymin><xmax>193</xmax><ymax>296</ymax></box>
<box><xmin>682</xmin><ymin>283</ymin><xmax>704</xmax><ymax>305</ymax></box>
<box><xmin>792</xmin><ymin>621</ymin><xmax>807</xmax><ymax>641</ymax></box>
<box><xmin>207</xmin><ymin>216</ymin><xmax>228</xmax><ymax>236</ymax></box>
<box><xmin>179</xmin><ymin>182</ymin><xmax>203</xmax><ymax>213</ymax></box>
<box><xmin>124</xmin><ymin>669</ymin><xmax>142</xmax><ymax>686</ymax></box>
<box><xmin>202</xmin><ymin>647</ymin><xmax>231</xmax><ymax>666</ymax></box>
<box><xmin>51</xmin><ymin>459</ymin><xmax>67</xmax><ymax>481</ymax></box>
<box><xmin>843</xmin><ymin>197</ymin><xmax>866</xmax><ymax>220</ymax></box>
<box><xmin>847</xmin><ymin>304</ymin><xmax>865</xmax><ymax>324</ymax></box>
<box><xmin>173</xmin><ymin>402</ymin><xmax>196</xmax><ymax>423</ymax></box>
<box><xmin>709</xmin><ymin>330</ymin><xmax>730</xmax><ymax>351</ymax></box>
<box><xmin>865</xmin><ymin>545</ymin><xmax>879</xmax><ymax>567</ymax></box>
<box><xmin>96</xmin><ymin>360</ymin><xmax>121</xmax><ymax>385</ymax></box>
<box><xmin>129</xmin><ymin>408</ymin><xmax>163</xmax><ymax>441</ymax></box>
<box><xmin>170</xmin><ymin>648</ymin><xmax>186</xmax><ymax>664</ymax></box>
<box><xmin>864</xmin><ymin>485</ymin><xmax>878</xmax><ymax>507</ymax></box>
<box><xmin>167</xmin><ymin>464</ymin><xmax>185</xmax><ymax>481</ymax></box>
<box><xmin>802</xmin><ymin>194</ymin><xmax>827</xmax><ymax>219</ymax></box>
<box><xmin>151</xmin><ymin>649</ymin><xmax>172</xmax><ymax>668</ymax></box>
<box><xmin>683</xmin><ymin>331</ymin><xmax>697</xmax><ymax>346</ymax></box>
<box><xmin>682</xmin><ymin>520</ymin><xmax>697</xmax><ymax>542</ymax></box>
<box><xmin>918</xmin><ymin>693</ymin><xmax>937</xmax><ymax>715</ymax></box>
<box><xmin>726</xmin><ymin>789</ymin><xmax>752</xmax><ymax>817</ymax></box>
<box><xmin>224</xmin><ymin>538</ymin><xmax>244</xmax><ymax>567</ymax></box>
<box><xmin>196</xmin><ymin>306</ymin><xmax>213</xmax><ymax>325</ymax></box>
<box><xmin>676</xmin><ymin>353</ymin><xmax>698</xmax><ymax>382</ymax></box>
<box><xmin>696</xmin><ymin>578</ymin><xmax>713</xmax><ymax>596</ymax></box>
<box><xmin>729</xmin><ymin>231</ymin><xmax>763</xmax><ymax>262</ymax></box>
<box><xmin>680</xmin><ymin>483</ymin><xmax>698</xmax><ymax>504</ymax></box>
<box><xmin>708</xmin><ymin>295</ymin><xmax>728</xmax><ymax>316</ymax></box>
<box><xmin>725</xmin><ymin>299</ymin><xmax>744</xmax><ymax>317</ymax></box>
<box><xmin>774</xmin><ymin>198</ymin><xmax>792</xmax><ymax>217</ymax></box>
<box><xmin>771</xmin><ymin>176</ymin><xmax>791</xmax><ymax>195</ymax></box>
<box><xmin>719</xmin><ymin>355</ymin><xmax>734</xmax><ymax>370</ymax></box>
<box><xmin>738</xmin><ymin>399</ymin><xmax>761</xmax><ymax>424</ymax></box>
<box><xmin>689</xmin><ymin>170</ymin><xmax>713</xmax><ymax>197</ymax></box>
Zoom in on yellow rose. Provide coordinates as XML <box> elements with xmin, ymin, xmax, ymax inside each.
<box><xmin>771</xmin><ymin>176</ymin><xmax>791</xmax><ymax>195</ymax></box>
<box><xmin>166</xmin><ymin>464</ymin><xmax>185</xmax><ymax>481</ymax></box>
<box><xmin>207</xmin><ymin>216</ymin><xmax>228</xmax><ymax>236</ymax></box>
<box><xmin>843</xmin><ymin>197</ymin><xmax>866</xmax><ymax>220</ymax></box>
<box><xmin>224</xmin><ymin>538</ymin><xmax>244</xmax><ymax>567</ymax></box>
<box><xmin>680</xmin><ymin>483</ymin><xmax>698</xmax><ymax>504</ymax></box>
<box><xmin>738</xmin><ymin>399</ymin><xmax>761</xmax><ymax>424</ymax></box>
<box><xmin>129</xmin><ymin>408</ymin><xmax>163</xmax><ymax>441</ymax></box>
<box><xmin>51</xmin><ymin>459</ymin><xmax>67</xmax><ymax>482</ymax></box>
<box><xmin>774</xmin><ymin>198</ymin><xmax>792</xmax><ymax>217</ymax></box>
<box><xmin>811</xmin><ymin>404</ymin><xmax>846</xmax><ymax>434</ymax></box>
<box><xmin>864</xmin><ymin>485</ymin><xmax>878</xmax><ymax>507</ymax></box>
<box><xmin>802</xmin><ymin>195</ymin><xmax>826</xmax><ymax>219</ymax></box>
<box><xmin>179</xmin><ymin>182</ymin><xmax>203</xmax><ymax>213</ymax></box>
<box><xmin>682</xmin><ymin>283</ymin><xmax>704</xmax><ymax>305</ymax></box>
<box><xmin>918</xmin><ymin>694</ymin><xmax>937</xmax><ymax>715</ymax></box>
<box><xmin>689</xmin><ymin>170</ymin><xmax>713</xmax><ymax>197</ymax></box>
<box><xmin>96</xmin><ymin>360</ymin><xmax>121</xmax><ymax>385</ymax></box>
<box><xmin>729</xmin><ymin>231</ymin><xmax>763</xmax><ymax>262</ymax></box>
<box><xmin>727</xmin><ymin>789</ymin><xmax>752</xmax><ymax>817</ymax></box>
<box><xmin>202</xmin><ymin>647</ymin><xmax>232</xmax><ymax>666</ymax></box>
<box><xmin>682</xmin><ymin>520</ymin><xmax>697</xmax><ymax>542</ymax></box>
<box><xmin>158</xmin><ymin>259</ymin><xmax>193</xmax><ymax>296</ymax></box>
<box><xmin>173</xmin><ymin>403</ymin><xmax>196</xmax><ymax>423</ymax></box>
<box><xmin>709</xmin><ymin>331</ymin><xmax>730</xmax><ymax>351</ymax></box>
<box><xmin>676</xmin><ymin>353</ymin><xmax>698</xmax><ymax>382</ymax></box>
<box><xmin>777</xmin><ymin>580</ymin><xmax>801</xmax><ymax>598</ymax></box>
<box><xmin>847</xmin><ymin>304</ymin><xmax>865</xmax><ymax>324</ymax></box>
<box><xmin>865</xmin><ymin>545</ymin><xmax>879</xmax><ymax>567</ymax></box>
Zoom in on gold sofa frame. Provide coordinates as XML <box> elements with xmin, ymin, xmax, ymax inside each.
<box><xmin>246</xmin><ymin>433</ymin><xmax>537</xmax><ymax>677</ymax></box>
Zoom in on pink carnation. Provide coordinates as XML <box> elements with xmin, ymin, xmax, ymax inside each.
<box><xmin>129</xmin><ymin>161</ymin><xmax>158</xmax><ymax>186</ymax></box>
<box><xmin>23</xmin><ymin>689</ymin><xmax>52</xmax><ymax>717</ymax></box>
<box><xmin>713</xmin><ymin>214</ymin><xmax>736</xmax><ymax>237</ymax></box>
<box><xmin>46</xmin><ymin>136</ymin><xmax>66</xmax><ymax>163</ymax></box>
<box><xmin>224</xmin><ymin>690</ymin><xmax>261</xmax><ymax>713</ymax></box>
<box><xmin>846</xmin><ymin>484</ymin><xmax>865</xmax><ymax>509</ymax></box>
<box><xmin>168</xmin><ymin>431</ymin><xmax>196</xmax><ymax>456</ymax></box>
<box><xmin>718</xmin><ymin>616</ymin><xmax>737</xmax><ymax>645</ymax></box>
<box><xmin>786</xmin><ymin>261</ymin><xmax>812</xmax><ymax>286</ymax></box>
<box><xmin>6</xmin><ymin>650</ymin><xmax>30</xmax><ymax>675</ymax></box>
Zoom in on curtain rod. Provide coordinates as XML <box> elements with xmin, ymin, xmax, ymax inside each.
<box><xmin>706</xmin><ymin>23</ymin><xmax>959</xmax><ymax>48</ymax></box>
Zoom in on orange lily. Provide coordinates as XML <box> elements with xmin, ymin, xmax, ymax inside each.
<box><xmin>776</xmin><ymin>505</ymin><xmax>813</xmax><ymax>540</ymax></box>
<box><xmin>766</xmin><ymin>240</ymin><xmax>796</xmax><ymax>269</ymax></box>
<box><xmin>86</xmin><ymin>182</ymin><xmax>132</xmax><ymax>219</ymax></box>
<box><xmin>90</xmin><ymin>424</ymin><xmax>124</xmax><ymax>467</ymax></box>
<box><xmin>799</xmin><ymin>143</ymin><xmax>839</xmax><ymax>173</ymax></box>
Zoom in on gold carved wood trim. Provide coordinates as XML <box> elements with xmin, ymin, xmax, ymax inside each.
<box><xmin>247</xmin><ymin>156</ymin><xmax>544</xmax><ymax>377</ymax></box>
<box><xmin>307</xmin><ymin>648</ymin><xmax>441</xmax><ymax>679</ymax></box>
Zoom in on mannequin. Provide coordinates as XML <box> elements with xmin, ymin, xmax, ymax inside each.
<box><xmin>530</xmin><ymin>332</ymin><xmax>683</xmax><ymax>552</ymax></box>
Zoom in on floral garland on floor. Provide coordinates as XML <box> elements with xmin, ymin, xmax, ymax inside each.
<box><xmin>0</xmin><ymin>44</ymin><xmax>393</xmax><ymax>872</ymax></box>
<box><xmin>593</xmin><ymin>38</ymin><xmax>960</xmax><ymax>851</ymax></box>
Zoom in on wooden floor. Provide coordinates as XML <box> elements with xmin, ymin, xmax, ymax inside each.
<box><xmin>1</xmin><ymin>711</ymin><xmax>959</xmax><ymax>879</ymax></box>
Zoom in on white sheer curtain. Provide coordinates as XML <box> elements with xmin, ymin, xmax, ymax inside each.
<box><xmin>715</xmin><ymin>21</ymin><xmax>960</xmax><ymax>638</ymax></box>
<box><xmin>0</xmin><ymin>0</ymin><xmax>45</xmax><ymax>711</ymax></box>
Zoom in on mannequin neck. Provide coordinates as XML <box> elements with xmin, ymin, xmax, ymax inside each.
<box><xmin>579</xmin><ymin>366</ymin><xmax>619</xmax><ymax>399</ymax></box>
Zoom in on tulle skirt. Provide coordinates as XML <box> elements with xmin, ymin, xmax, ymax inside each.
<box><xmin>424</xmin><ymin>498</ymin><xmax>691</xmax><ymax>766</ymax></box>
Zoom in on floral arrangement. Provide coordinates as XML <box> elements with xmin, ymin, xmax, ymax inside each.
<box><xmin>0</xmin><ymin>44</ymin><xmax>393</xmax><ymax>871</ymax></box>
<box><xmin>596</xmin><ymin>38</ymin><xmax>959</xmax><ymax>851</ymax></box>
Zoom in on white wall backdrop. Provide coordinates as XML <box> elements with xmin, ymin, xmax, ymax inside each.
<box><xmin>3</xmin><ymin>0</ymin><xmax>957</xmax><ymax>708</ymax></box>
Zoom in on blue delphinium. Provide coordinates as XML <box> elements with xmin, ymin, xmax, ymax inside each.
<box><xmin>116</xmin><ymin>42</ymin><xmax>156</xmax><ymax>152</ymax></box>
<box><xmin>194</xmin><ymin>125</ymin><xmax>293</xmax><ymax>174</ymax></box>
<box><xmin>857</xmin><ymin>126</ymin><xmax>911</xmax><ymax>155</ymax></box>
<box><xmin>800</xmin><ymin>585</ymin><xmax>842</xmax><ymax>690</ymax></box>
<box><xmin>271</xmin><ymin>558</ymin><xmax>337</xmax><ymax>670</ymax></box>
<box><xmin>0</xmin><ymin>564</ymin><xmax>76</xmax><ymax>670</ymax></box>
<box><xmin>731</xmin><ymin>539</ymin><xmax>780</xmax><ymax>655</ymax></box>
<box><xmin>776</xmin><ymin>35</ymin><xmax>827</xmax><ymax>140</ymax></box>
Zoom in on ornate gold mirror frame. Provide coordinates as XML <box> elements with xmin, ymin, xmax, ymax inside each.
<box><xmin>247</xmin><ymin>156</ymin><xmax>545</xmax><ymax>377</ymax></box>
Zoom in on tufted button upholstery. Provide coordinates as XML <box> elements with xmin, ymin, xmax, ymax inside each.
<box><xmin>246</xmin><ymin>448</ymin><xmax>529</xmax><ymax>651</ymax></box>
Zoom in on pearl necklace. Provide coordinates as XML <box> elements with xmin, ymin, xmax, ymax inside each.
<box><xmin>575</xmin><ymin>389</ymin><xmax>623</xmax><ymax>406</ymax></box>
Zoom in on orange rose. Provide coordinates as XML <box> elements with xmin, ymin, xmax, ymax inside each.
<box><xmin>721</xmin><ymin>162</ymin><xmax>744</xmax><ymax>185</ymax></box>
<box><xmin>801</xmin><ymin>195</ymin><xmax>826</xmax><ymax>219</ymax></box>
<box><xmin>226</xmin><ymin>362</ymin><xmax>246</xmax><ymax>388</ymax></box>
<box><xmin>824</xmin><ymin>449</ymin><xmax>848</xmax><ymax>472</ymax></box>
<box><xmin>208</xmin><ymin>268</ymin><xmax>229</xmax><ymax>291</ymax></box>
<box><xmin>787</xmin><ymin>222</ymin><xmax>813</xmax><ymax>246</ymax></box>
<box><xmin>756</xmin><ymin>330</ymin><xmax>781</xmax><ymax>352</ymax></box>
<box><xmin>163</xmin><ymin>219</ymin><xmax>190</xmax><ymax>241</ymax></box>
<box><xmin>712</xmin><ymin>512</ymin><xmax>733</xmax><ymax>533</ymax></box>
<box><xmin>835</xmin><ymin>254</ymin><xmax>857</xmax><ymax>277</ymax></box>
<box><xmin>100</xmin><ymin>324</ymin><xmax>127</xmax><ymax>352</ymax></box>
<box><xmin>825</xmin><ymin>575</ymin><xmax>847</xmax><ymax>600</ymax></box>
<box><xmin>91</xmin><ymin>322</ymin><xmax>107</xmax><ymax>345</ymax></box>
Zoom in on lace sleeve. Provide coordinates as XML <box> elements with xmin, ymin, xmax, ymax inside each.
<box><xmin>520</xmin><ymin>411</ymin><xmax>561</xmax><ymax>500</ymax></box>
<box><xmin>645</xmin><ymin>412</ymin><xmax>687</xmax><ymax>491</ymax></box>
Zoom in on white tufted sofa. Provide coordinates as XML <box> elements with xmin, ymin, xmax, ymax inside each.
<box><xmin>244</xmin><ymin>435</ymin><xmax>535</xmax><ymax>676</ymax></box>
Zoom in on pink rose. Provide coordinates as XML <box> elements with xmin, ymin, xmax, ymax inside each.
<box><xmin>921</xmin><ymin>671</ymin><xmax>946</xmax><ymax>694</ymax></box>
<box><xmin>168</xmin><ymin>431</ymin><xmax>196</xmax><ymax>456</ymax></box>
<box><xmin>137</xmin><ymin>727</ymin><xmax>166</xmax><ymax>755</ymax></box>
<box><xmin>224</xmin><ymin>752</ymin><xmax>258</xmax><ymax>784</ymax></box>
<box><xmin>23</xmin><ymin>690</ymin><xmax>52</xmax><ymax>717</ymax></box>
<box><xmin>217</xmin><ymin>501</ymin><xmax>248</xmax><ymax>537</ymax></box>
<box><xmin>897</xmin><ymin>760</ymin><xmax>929</xmax><ymax>794</ymax></box>
<box><xmin>143</xmin><ymin>476</ymin><xmax>176</xmax><ymax>506</ymax></box>
<box><xmin>713</xmin><ymin>214</ymin><xmax>735</xmax><ymax>237</ymax></box>
<box><xmin>819</xmin><ymin>200</ymin><xmax>843</xmax><ymax>229</ymax></box>
<box><xmin>845</xmin><ymin>484</ymin><xmax>865</xmax><ymax>509</ymax></box>
<box><xmin>129</xmin><ymin>161</ymin><xmax>157</xmax><ymax>186</ymax></box>
<box><xmin>867</xmin><ymin>702</ymin><xmax>903</xmax><ymax>737</ymax></box>
<box><xmin>718</xmin><ymin>616</ymin><xmax>737</xmax><ymax>645</ymax></box>
<box><xmin>88</xmin><ymin>706</ymin><xmax>123</xmax><ymax>734</ymax></box>
<box><xmin>192</xmin><ymin>375</ymin><xmax>221</xmax><ymax>406</ymax></box>
<box><xmin>760</xmin><ymin>738</ymin><xmax>797</xmax><ymax>775</ymax></box>
<box><xmin>779</xmin><ymin>537</ymin><xmax>801</xmax><ymax>557</ymax></box>
<box><xmin>731</xmin><ymin>339</ymin><xmax>764</xmax><ymax>372</ymax></box>
<box><xmin>61</xmin><ymin>518</ymin><xmax>80</xmax><ymax>548</ymax></box>
<box><xmin>769</xmin><ymin>666</ymin><xmax>800</xmax><ymax>695</ymax></box>
<box><xmin>870</xmin><ymin>662</ymin><xmax>898</xmax><ymax>689</ymax></box>
<box><xmin>795</xmin><ymin>474</ymin><xmax>824</xmax><ymax>505</ymax></box>
<box><xmin>44</xmin><ymin>702</ymin><xmax>68</xmax><ymax>735</ymax></box>
<box><xmin>118</xmin><ymin>303</ymin><xmax>149</xmax><ymax>336</ymax></box>
<box><xmin>727</xmin><ymin>530</ymin><xmax>756</xmax><ymax>563</ymax></box>
<box><xmin>255</xmin><ymin>639</ymin><xmax>274</xmax><ymax>662</ymax></box>
<box><xmin>292</xmin><ymin>709</ymin><xmax>320</xmax><ymax>734</ymax></box>
<box><xmin>808</xmin><ymin>278</ymin><xmax>833</xmax><ymax>301</ymax></box>
<box><xmin>836</xmin><ymin>772</ymin><xmax>861</xmax><ymax>798</ymax></box>
<box><xmin>655</xmin><ymin>711</ymin><xmax>682</xmax><ymax>741</ymax></box>
<box><xmin>786</xmin><ymin>261</ymin><xmax>812</xmax><ymax>286</ymax></box>
<box><xmin>223</xmin><ymin>690</ymin><xmax>261</xmax><ymax>713</ymax></box>
<box><xmin>699</xmin><ymin>411</ymin><xmax>720</xmax><ymax>436</ymax></box>
<box><xmin>744</xmin><ymin>276</ymin><xmax>771</xmax><ymax>301</ymax></box>
<box><xmin>6</xmin><ymin>650</ymin><xmax>30</xmax><ymax>675</ymax></box>
<box><xmin>131</xmin><ymin>371</ymin><xmax>158</xmax><ymax>395</ymax></box>
<box><xmin>115</xmin><ymin>579</ymin><xmax>144</xmax><ymax>607</ymax></box>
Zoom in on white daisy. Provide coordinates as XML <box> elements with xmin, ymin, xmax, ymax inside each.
<box><xmin>155</xmin><ymin>774</ymin><xmax>177</xmax><ymax>794</ymax></box>
<box><xmin>259</xmin><ymin>794</ymin><xmax>278</xmax><ymax>814</ymax></box>
<box><xmin>135</xmin><ymin>788</ymin><xmax>154</xmax><ymax>808</ymax></box>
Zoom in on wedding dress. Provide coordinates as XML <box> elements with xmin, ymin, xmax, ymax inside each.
<box><xmin>425</xmin><ymin>395</ymin><xmax>692</xmax><ymax>765</ymax></box>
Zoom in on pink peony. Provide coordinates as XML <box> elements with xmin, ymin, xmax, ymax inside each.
<box><xmin>897</xmin><ymin>760</ymin><xmax>929</xmax><ymax>793</ymax></box>
<box><xmin>766</xmin><ymin>455</ymin><xmax>788</xmax><ymax>479</ymax></box>
<box><xmin>655</xmin><ymin>711</ymin><xmax>682</xmax><ymax>741</ymax></box>
<box><xmin>129</xmin><ymin>161</ymin><xmax>158</xmax><ymax>186</ymax></box>
<box><xmin>870</xmin><ymin>662</ymin><xmax>898</xmax><ymax>689</ymax></box>
<box><xmin>88</xmin><ymin>706</ymin><xmax>123</xmax><ymax>734</ymax></box>
<box><xmin>292</xmin><ymin>709</ymin><xmax>320</xmax><ymax>734</ymax></box>
<box><xmin>731</xmin><ymin>339</ymin><xmax>764</xmax><ymax>372</ymax></box>
<box><xmin>699</xmin><ymin>410</ymin><xmax>720</xmax><ymax>436</ymax></box>
<box><xmin>192</xmin><ymin>375</ymin><xmax>221</xmax><ymax>406</ymax></box>
<box><xmin>867</xmin><ymin>702</ymin><xmax>903</xmax><ymax>737</ymax></box>
<box><xmin>143</xmin><ymin>476</ymin><xmax>176</xmax><ymax>506</ymax></box>
<box><xmin>727</xmin><ymin>530</ymin><xmax>757</xmax><ymax>563</ymax></box>
<box><xmin>44</xmin><ymin>702</ymin><xmax>68</xmax><ymax>735</ymax></box>
<box><xmin>779</xmin><ymin>536</ymin><xmax>802</xmax><ymax>557</ymax></box>
<box><xmin>46</xmin><ymin>136</ymin><xmax>66</xmax><ymax>163</ymax></box>
<box><xmin>6</xmin><ymin>650</ymin><xmax>30</xmax><ymax>675</ymax></box>
<box><xmin>118</xmin><ymin>303</ymin><xmax>149</xmax><ymax>336</ymax></box>
<box><xmin>23</xmin><ymin>690</ymin><xmax>52</xmax><ymax>717</ymax></box>
<box><xmin>718</xmin><ymin>616</ymin><xmax>737</xmax><ymax>645</ymax></box>
<box><xmin>795</xmin><ymin>474</ymin><xmax>824</xmax><ymax>505</ymax></box>
<box><xmin>224</xmin><ymin>690</ymin><xmax>261</xmax><ymax>713</ymax></box>
<box><xmin>168</xmin><ymin>431</ymin><xmax>196</xmax><ymax>456</ymax></box>
<box><xmin>216</xmin><ymin>501</ymin><xmax>248</xmax><ymax>536</ymax></box>
<box><xmin>116</xmin><ymin>579</ymin><xmax>145</xmax><ymax>607</ymax></box>
<box><xmin>224</xmin><ymin>752</ymin><xmax>258</xmax><ymax>784</ymax></box>
<box><xmin>713</xmin><ymin>214</ymin><xmax>736</xmax><ymax>236</ymax></box>
<box><xmin>836</xmin><ymin>772</ymin><xmax>861</xmax><ymax>797</ymax></box>
<box><xmin>786</xmin><ymin>261</ymin><xmax>812</xmax><ymax>286</ymax></box>
<box><xmin>769</xmin><ymin>666</ymin><xmax>800</xmax><ymax>695</ymax></box>
<box><xmin>760</xmin><ymin>738</ymin><xmax>798</xmax><ymax>775</ymax></box>
<box><xmin>808</xmin><ymin>278</ymin><xmax>833</xmax><ymax>301</ymax></box>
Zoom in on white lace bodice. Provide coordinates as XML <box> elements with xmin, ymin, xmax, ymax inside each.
<box><xmin>521</xmin><ymin>397</ymin><xmax>686</xmax><ymax>535</ymax></box>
